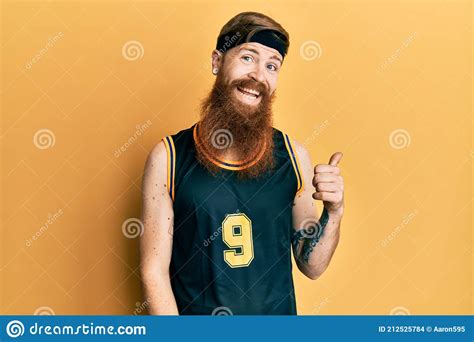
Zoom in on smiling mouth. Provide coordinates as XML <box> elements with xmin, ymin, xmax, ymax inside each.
<box><xmin>237</xmin><ymin>86</ymin><xmax>261</xmax><ymax>100</ymax></box>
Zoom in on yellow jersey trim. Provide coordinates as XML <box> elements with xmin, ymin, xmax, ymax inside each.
<box><xmin>283</xmin><ymin>133</ymin><xmax>304</xmax><ymax>195</ymax></box>
<box><xmin>162</xmin><ymin>136</ymin><xmax>176</xmax><ymax>201</ymax></box>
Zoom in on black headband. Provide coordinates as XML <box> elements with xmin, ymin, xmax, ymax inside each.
<box><xmin>216</xmin><ymin>26</ymin><xmax>288</xmax><ymax>59</ymax></box>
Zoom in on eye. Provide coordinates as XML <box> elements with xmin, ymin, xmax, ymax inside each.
<box><xmin>241</xmin><ymin>55</ymin><xmax>254</xmax><ymax>63</ymax></box>
<box><xmin>267</xmin><ymin>64</ymin><xmax>279</xmax><ymax>72</ymax></box>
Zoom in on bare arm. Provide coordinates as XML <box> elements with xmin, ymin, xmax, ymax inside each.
<box><xmin>139</xmin><ymin>141</ymin><xmax>179</xmax><ymax>315</ymax></box>
<box><xmin>291</xmin><ymin>141</ymin><xmax>344</xmax><ymax>280</ymax></box>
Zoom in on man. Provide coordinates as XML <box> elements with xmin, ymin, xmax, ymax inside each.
<box><xmin>140</xmin><ymin>11</ymin><xmax>344</xmax><ymax>315</ymax></box>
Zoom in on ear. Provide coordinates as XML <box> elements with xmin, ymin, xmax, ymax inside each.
<box><xmin>211</xmin><ymin>49</ymin><xmax>223</xmax><ymax>75</ymax></box>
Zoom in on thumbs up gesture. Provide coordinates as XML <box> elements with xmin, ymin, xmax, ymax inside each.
<box><xmin>313</xmin><ymin>152</ymin><xmax>344</xmax><ymax>216</ymax></box>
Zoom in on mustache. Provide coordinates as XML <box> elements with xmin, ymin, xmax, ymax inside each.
<box><xmin>229</xmin><ymin>78</ymin><xmax>268</xmax><ymax>96</ymax></box>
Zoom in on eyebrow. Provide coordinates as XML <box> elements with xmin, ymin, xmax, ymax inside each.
<box><xmin>238</xmin><ymin>47</ymin><xmax>282</xmax><ymax>65</ymax></box>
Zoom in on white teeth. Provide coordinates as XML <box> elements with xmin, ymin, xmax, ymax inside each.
<box><xmin>243</xmin><ymin>87</ymin><xmax>260</xmax><ymax>96</ymax></box>
<box><xmin>239</xmin><ymin>87</ymin><xmax>260</xmax><ymax>97</ymax></box>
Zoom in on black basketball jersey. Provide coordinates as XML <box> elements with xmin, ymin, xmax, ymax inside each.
<box><xmin>162</xmin><ymin>122</ymin><xmax>304</xmax><ymax>315</ymax></box>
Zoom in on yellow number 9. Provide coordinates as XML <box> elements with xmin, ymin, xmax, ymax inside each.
<box><xmin>222</xmin><ymin>213</ymin><xmax>254</xmax><ymax>268</ymax></box>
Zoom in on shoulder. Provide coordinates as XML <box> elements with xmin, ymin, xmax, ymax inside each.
<box><xmin>145</xmin><ymin>140</ymin><xmax>167</xmax><ymax>172</ymax></box>
<box><xmin>275</xmin><ymin>128</ymin><xmax>312</xmax><ymax>167</ymax></box>
<box><xmin>290</xmin><ymin>139</ymin><xmax>312</xmax><ymax>166</ymax></box>
<box><xmin>284</xmin><ymin>136</ymin><xmax>313</xmax><ymax>187</ymax></box>
<box><xmin>288</xmin><ymin>140</ymin><xmax>313</xmax><ymax>189</ymax></box>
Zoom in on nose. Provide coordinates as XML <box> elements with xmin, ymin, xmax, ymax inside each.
<box><xmin>248</xmin><ymin>63</ymin><xmax>266</xmax><ymax>84</ymax></box>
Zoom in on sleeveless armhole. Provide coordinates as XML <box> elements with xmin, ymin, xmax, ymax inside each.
<box><xmin>282</xmin><ymin>132</ymin><xmax>304</xmax><ymax>196</ymax></box>
<box><xmin>162</xmin><ymin>135</ymin><xmax>176</xmax><ymax>201</ymax></box>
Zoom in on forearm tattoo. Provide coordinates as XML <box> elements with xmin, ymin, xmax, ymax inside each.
<box><xmin>291</xmin><ymin>209</ymin><xmax>330</xmax><ymax>264</ymax></box>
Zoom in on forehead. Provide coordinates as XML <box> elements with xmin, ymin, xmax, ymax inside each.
<box><xmin>232</xmin><ymin>42</ymin><xmax>283</xmax><ymax>62</ymax></box>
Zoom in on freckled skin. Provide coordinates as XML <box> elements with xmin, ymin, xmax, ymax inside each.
<box><xmin>141</xmin><ymin>138</ymin><xmax>180</xmax><ymax>314</ymax></box>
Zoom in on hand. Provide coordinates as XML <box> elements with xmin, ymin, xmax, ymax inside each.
<box><xmin>312</xmin><ymin>152</ymin><xmax>344</xmax><ymax>216</ymax></box>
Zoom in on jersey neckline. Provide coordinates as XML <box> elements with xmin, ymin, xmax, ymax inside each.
<box><xmin>192</xmin><ymin>122</ymin><xmax>268</xmax><ymax>171</ymax></box>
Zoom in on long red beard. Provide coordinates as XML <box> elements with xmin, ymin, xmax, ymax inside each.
<box><xmin>195</xmin><ymin>72</ymin><xmax>276</xmax><ymax>179</ymax></box>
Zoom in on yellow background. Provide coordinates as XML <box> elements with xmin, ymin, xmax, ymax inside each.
<box><xmin>1</xmin><ymin>0</ymin><xmax>472</xmax><ymax>315</ymax></box>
